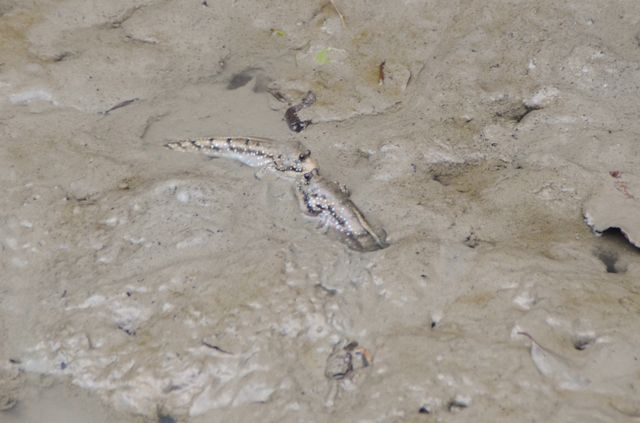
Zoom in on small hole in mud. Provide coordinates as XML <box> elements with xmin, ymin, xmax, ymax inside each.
<box><xmin>595</xmin><ymin>250</ymin><xmax>621</xmax><ymax>273</ymax></box>
<box><xmin>158</xmin><ymin>414</ymin><xmax>176</xmax><ymax>423</ymax></box>
<box><xmin>573</xmin><ymin>336</ymin><xmax>595</xmax><ymax>351</ymax></box>
<box><xmin>592</xmin><ymin>228</ymin><xmax>637</xmax><ymax>274</ymax></box>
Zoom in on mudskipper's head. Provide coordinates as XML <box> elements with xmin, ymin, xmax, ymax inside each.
<box><xmin>291</xmin><ymin>150</ymin><xmax>318</xmax><ymax>175</ymax></box>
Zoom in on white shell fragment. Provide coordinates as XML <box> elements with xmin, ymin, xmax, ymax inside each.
<box><xmin>583</xmin><ymin>172</ymin><xmax>640</xmax><ymax>248</ymax></box>
<box><xmin>524</xmin><ymin>86</ymin><xmax>559</xmax><ymax>109</ymax></box>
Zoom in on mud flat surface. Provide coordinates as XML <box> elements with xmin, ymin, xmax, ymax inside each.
<box><xmin>2</xmin><ymin>1</ymin><xmax>640</xmax><ymax>422</ymax></box>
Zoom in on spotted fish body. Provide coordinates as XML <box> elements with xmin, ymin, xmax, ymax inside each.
<box><xmin>164</xmin><ymin>137</ymin><xmax>318</xmax><ymax>177</ymax></box>
<box><xmin>296</xmin><ymin>170</ymin><xmax>388</xmax><ymax>252</ymax></box>
<box><xmin>165</xmin><ymin>136</ymin><xmax>388</xmax><ymax>251</ymax></box>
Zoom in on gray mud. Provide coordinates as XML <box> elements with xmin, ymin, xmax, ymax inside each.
<box><xmin>2</xmin><ymin>1</ymin><xmax>640</xmax><ymax>422</ymax></box>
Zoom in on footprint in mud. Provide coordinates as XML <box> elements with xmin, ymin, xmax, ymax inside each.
<box><xmin>226</xmin><ymin>68</ymin><xmax>261</xmax><ymax>90</ymax></box>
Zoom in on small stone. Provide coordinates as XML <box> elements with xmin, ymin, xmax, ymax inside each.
<box><xmin>463</xmin><ymin>232</ymin><xmax>479</xmax><ymax>248</ymax></box>
<box><xmin>419</xmin><ymin>405</ymin><xmax>430</xmax><ymax>414</ymax></box>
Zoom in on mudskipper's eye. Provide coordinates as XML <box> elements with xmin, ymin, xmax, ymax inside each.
<box><xmin>299</xmin><ymin>150</ymin><xmax>311</xmax><ymax>161</ymax></box>
<box><xmin>304</xmin><ymin>172</ymin><xmax>313</xmax><ymax>181</ymax></box>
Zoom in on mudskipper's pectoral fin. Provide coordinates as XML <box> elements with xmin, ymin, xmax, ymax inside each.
<box><xmin>294</xmin><ymin>190</ymin><xmax>320</xmax><ymax>217</ymax></box>
<box><xmin>346</xmin><ymin>205</ymin><xmax>389</xmax><ymax>252</ymax></box>
<box><xmin>349</xmin><ymin>229</ymin><xmax>389</xmax><ymax>252</ymax></box>
<box><xmin>317</xmin><ymin>214</ymin><xmax>333</xmax><ymax>233</ymax></box>
<box><xmin>336</xmin><ymin>182</ymin><xmax>351</xmax><ymax>197</ymax></box>
<box><xmin>254</xmin><ymin>166</ymin><xmax>270</xmax><ymax>180</ymax></box>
